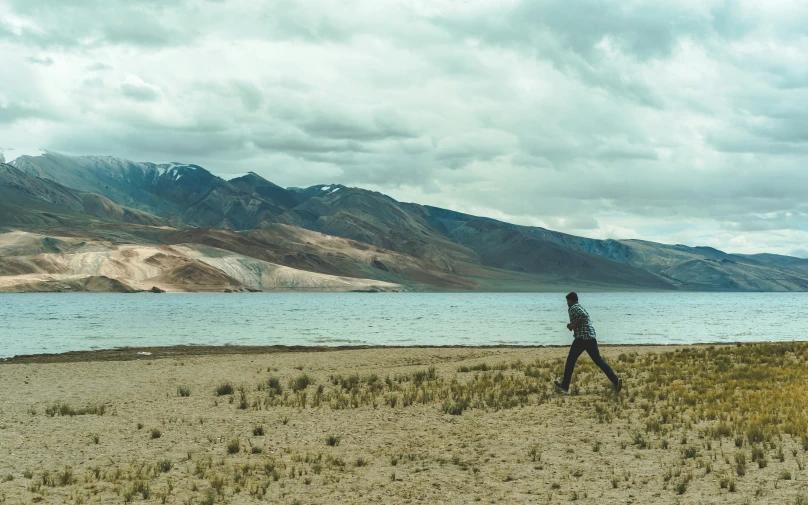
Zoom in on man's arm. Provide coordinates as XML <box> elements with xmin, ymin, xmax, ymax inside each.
<box><xmin>566</xmin><ymin>306</ymin><xmax>585</xmax><ymax>330</ymax></box>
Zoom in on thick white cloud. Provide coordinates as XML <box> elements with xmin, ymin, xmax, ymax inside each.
<box><xmin>1</xmin><ymin>0</ymin><xmax>807</xmax><ymax>256</ymax></box>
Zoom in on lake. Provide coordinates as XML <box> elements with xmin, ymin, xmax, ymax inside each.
<box><xmin>0</xmin><ymin>292</ymin><xmax>805</xmax><ymax>358</ymax></box>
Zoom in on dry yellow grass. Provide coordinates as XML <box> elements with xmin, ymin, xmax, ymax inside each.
<box><xmin>1</xmin><ymin>343</ymin><xmax>807</xmax><ymax>504</ymax></box>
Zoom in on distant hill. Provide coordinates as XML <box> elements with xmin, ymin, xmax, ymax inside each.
<box><xmin>407</xmin><ymin>204</ymin><xmax>808</xmax><ymax>291</ymax></box>
<box><xmin>0</xmin><ymin>162</ymin><xmax>168</xmax><ymax>228</ymax></box>
<box><xmin>10</xmin><ymin>153</ymin><xmax>302</xmax><ymax>229</ymax></box>
<box><xmin>3</xmin><ymin>152</ymin><xmax>807</xmax><ymax>292</ymax></box>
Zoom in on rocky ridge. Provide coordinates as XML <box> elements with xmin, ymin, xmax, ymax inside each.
<box><xmin>2</xmin><ymin>152</ymin><xmax>806</xmax><ymax>292</ymax></box>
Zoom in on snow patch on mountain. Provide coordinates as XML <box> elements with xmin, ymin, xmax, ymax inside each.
<box><xmin>156</xmin><ymin>163</ymin><xmax>195</xmax><ymax>181</ymax></box>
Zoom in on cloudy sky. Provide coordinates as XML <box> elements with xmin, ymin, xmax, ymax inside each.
<box><xmin>1</xmin><ymin>0</ymin><xmax>807</xmax><ymax>257</ymax></box>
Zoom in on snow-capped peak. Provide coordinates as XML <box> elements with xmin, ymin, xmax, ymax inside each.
<box><xmin>155</xmin><ymin>162</ymin><xmax>188</xmax><ymax>181</ymax></box>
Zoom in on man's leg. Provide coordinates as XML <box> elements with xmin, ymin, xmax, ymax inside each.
<box><xmin>583</xmin><ymin>340</ymin><xmax>619</xmax><ymax>387</ymax></box>
<box><xmin>560</xmin><ymin>339</ymin><xmax>587</xmax><ymax>388</ymax></box>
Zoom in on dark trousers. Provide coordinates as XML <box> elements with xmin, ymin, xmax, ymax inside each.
<box><xmin>561</xmin><ymin>338</ymin><xmax>618</xmax><ymax>388</ymax></box>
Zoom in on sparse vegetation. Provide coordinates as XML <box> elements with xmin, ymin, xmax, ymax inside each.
<box><xmin>291</xmin><ymin>374</ymin><xmax>313</xmax><ymax>392</ymax></box>
<box><xmin>44</xmin><ymin>403</ymin><xmax>105</xmax><ymax>417</ymax></box>
<box><xmin>6</xmin><ymin>342</ymin><xmax>808</xmax><ymax>504</ymax></box>
<box><xmin>215</xmin><ymin>383</ymin><xmax>234</xmax><ymax>396</ymax></box>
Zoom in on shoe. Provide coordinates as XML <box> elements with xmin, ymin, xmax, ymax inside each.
<box><xmin>554</xmin><ymin>380</ymin><xmax>569</xmax><ymax>392</ymax></box>
<box><xmin>615</xmin><ymin>377</ymin><xmax>623</xmax><ymax>393</ymax></box>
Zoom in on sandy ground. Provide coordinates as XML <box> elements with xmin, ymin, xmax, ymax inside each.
<box><xmin>1</xmin><ymin>345</ymin><xmax>807</xmax><ymax>504</ymax></box>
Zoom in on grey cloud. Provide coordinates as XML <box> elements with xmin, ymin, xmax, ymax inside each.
<box><xmin>82</xmin><ymin>77</ymin><xmax>105</xmax><ymax>88</ymax></box>
<box><xmin>721</xmin><ymin>212</ymin><xmax>806</xmax><ymax>232</ymax></box>
<box><xmin>399</xmin><ymin>137</ymin><xmax>434</xmax><ymax>155</ymax></box>
<box><xmin>121</xmin><ymin>131</ymin><xmax>241</xmax><ymax>157</ymax></box>
<box><xmin>87</xmin><ymin>62</ymin><xmax>112</xmax><ymax>71</ymax></box>
<box><xmin>706</xmin><ymin>131</ymin><xmax>808</xmax><ymax>155</ymax></box>
<box><xmin>120</xmin><ymin>83</ymin><xmax>159</xmax><ymax>102</ymax></box>
<box><xmin>26</xmin><ymin>55</ymin><xmax>54</xmax><ymax>66</ymax></box>
<box><xmin>774</xmin><ymin>74</ymin><xmax>808</xmax><ymax>90</ymax></box>
<box><xmin>231</xmin><ymin>82</ymin><xmax>263</xmax><ymax>113</ymax></box>
<box><xmin>47</xmin><ymin>126</ymin><xmax>245</xmax><ymax>159</ymax></box>
<box><xmin>572</xmin><ymin>61</ymin><xmax>664</xmax><ymax>109</ymax></box>
<box><xmin>266</xmin><ymin>96</ymin><xmax>421</xmax><ymax>143</ymax></box>
<box><xmin>433</xmin><ymin>2</ymin><xmax>704</xmax><ymax>61</ymax></box>
<box><xmin>335</xmin><ymin>154</ymin><xmax>440</xmax><ymax>188</ymax></box>
<box><xmin>435</xmin><ymin>131</ymin><xmax>517</xmax><ymax>168</ymax></box>
<box><xmin>251</xmin><ymin>131</ymin><xmax>370</xmax><ymax>156</ymax></box>
<box><xmin>593</xmin><ymin>138</ymin><xmax>659</xmax><ymax>161</ymax></box>
<box><xmin>108</xmin><ymin>110</ymin><xmax>229</xmax><ymax>134</ymax></box>
<box><xmin>300</xmin><ymin>112</ymin><xmax>418</xmax><ymax>142</ymax></box>
<box><xmin>101</xmin><ymin>18</ymin><xmax>183</xmax><ymax>48</ymax></box>
<box><xmin>3</xmin><ymin>0</ymin><xmax>808</xmax><ymax>255</ymax></box>
<box><xmin>427</xmin><ymin>1</ymin><xmax>716</xmax><ymax>108</ymax></box>
<box><xmin>4</xmin><ymin>0</ymin><xmax>197</xmax><ymax>49</ymax></box>
<box><xmin>0</xmin><ymin>101</ymin><xmax>50</xmax><ymax>124</ymax></box>
<box><xmin>195</xmin><ymin>81</ymin><xmax>265</xmax><ymax>113</ymax></box>
<box><xmin>750</xmin><ymin>118</ymin><xmax>808</xmax><ymax>144</ymax></box>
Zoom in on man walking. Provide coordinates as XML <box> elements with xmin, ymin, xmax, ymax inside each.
<box><xmin>554</xmin><ymin>292</ymin><xmax>623</xmax><ymax>393</ymax></box>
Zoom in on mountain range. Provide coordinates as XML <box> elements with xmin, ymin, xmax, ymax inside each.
<box><xmin>1</xmin><ymin>151</ymin><xmax>806</xmax><ymax>293</ymax></box>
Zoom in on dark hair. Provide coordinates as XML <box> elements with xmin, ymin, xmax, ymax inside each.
<box><xmin>566</xmin><ymin>292</ymin><xmax>578</xmax><ymax>303</ymax></box>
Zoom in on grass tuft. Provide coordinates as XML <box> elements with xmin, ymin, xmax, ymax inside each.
<box><xmin>44</xmin><ymin>403</ymin><xmax>105</xmax><ymax>417</ymax></box>
<box><xmin>216</xmin><ymin>383</ymin><xmax>234</xmax><ymax>396</ymax></box>
<box><xmin>291</xmin><ymin>374</ymin><xmax>313</xmax><ymax>392</ymax></box>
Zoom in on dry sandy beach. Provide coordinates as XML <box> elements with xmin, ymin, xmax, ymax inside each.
<box><xmin>1</xmin><ymin>344</ymin><xmax>807</xmax><ymax>504</ymax></box>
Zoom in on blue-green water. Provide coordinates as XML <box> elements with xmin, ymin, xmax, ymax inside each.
<box><xmin>0</xmin><ymin>292</ymin><xmax>805</xmax><ymax>358</ymax></box>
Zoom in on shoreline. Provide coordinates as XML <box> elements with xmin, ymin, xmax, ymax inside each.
<box><xmin>0</xmin><ymin>340</ymin><xmax>771</xmax><ymax>365</ymax></box>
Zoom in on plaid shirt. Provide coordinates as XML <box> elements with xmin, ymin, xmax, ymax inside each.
<box><xmin>569</xmin><ymin>303</ymin><xmax>597</xmax><ymax>340</ymax></box>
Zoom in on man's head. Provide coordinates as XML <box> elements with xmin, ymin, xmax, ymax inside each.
<box><xmin>566</xmin><ymin>292</ymin><xmax>578</xmax><ymax>308</ymax></box>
